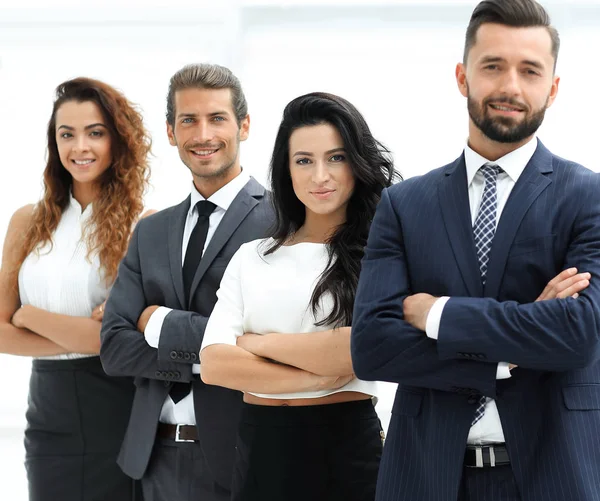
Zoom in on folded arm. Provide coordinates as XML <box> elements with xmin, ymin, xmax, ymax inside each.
<box><xmin>351</xmin><ymin>188</ymin><xmax>498</xmax><ymax>397</ymax></box>
<box><xmin>99</xmin><ymin>223</ymin><xmax>194</xmax><ymax>382</ymax></box>
<box><xmin>0</xmin><ymin>205</ymin><xmax>68</xmax><ymax>357</ymax></box>
<box><xmin>237</xmin><ymin>328</ymin><xmax>353</xmax><ymax>377</ymax></box>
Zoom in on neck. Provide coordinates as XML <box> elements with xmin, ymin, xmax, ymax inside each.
<box><xmin>71</xmin><ymin>181</ymin><xmax>98</xmax><ymax>210</ymax></box>
<box><xmin>468</xmin><ymin>122</ymin><xmax>534</xmax><ymax>161</ymax></box>
<box><xmin>294</xmin><ymin>208</ymin><xmax>346</xmax><ymax>244</ymax></box>
<box><xmin>193</xmin><ymin>163</ymin><xmax>242</xmax><ymax>199</ymax></box>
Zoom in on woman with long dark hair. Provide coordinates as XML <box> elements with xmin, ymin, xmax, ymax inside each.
<box><xmin>0</xmin><ymin>77</ymin><xmax>151</xmax><ymax>500</ymax></box>
<box><xmin>200</xmin><ymin>92</ymin><xmax>398</xmax><ymax>501</ymax></box>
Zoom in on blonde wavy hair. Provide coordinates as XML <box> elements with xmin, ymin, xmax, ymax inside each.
<box><xmin>14</xmin><ymin>77</ymin><xmax>151</xmax><ymax>286</ymax></box>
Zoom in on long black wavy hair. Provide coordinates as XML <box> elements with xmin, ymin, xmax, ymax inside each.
<box><xmin>265</xmin><ymin>92</ymin><xmax>400</xmax><ymax>327</ymax></box>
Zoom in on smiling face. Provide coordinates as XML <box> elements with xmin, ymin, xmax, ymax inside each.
<box><xmin>456</xmin><ymin>22</ymin><xmax>559</xmax><ymax>156</ymax></box>
<box><xmin>55</xmin><ymin>100</ymin><xmax>113</xmax><ymax>189</ymax></box>
<box><xmin>167</xmin><ymin>87</ymin><xmax>249</xmax><ymax>194</ymax></box>
<box><xmin>289</xmin><ymin>123</ymin><xmax>355</xmax><ymax>227</ymax></box>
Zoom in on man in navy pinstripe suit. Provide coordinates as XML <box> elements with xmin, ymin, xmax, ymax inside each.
<box><xmin>352</xmin><ymin>1</ymin><xmax>600</xmax><ymax>500</ymax></box>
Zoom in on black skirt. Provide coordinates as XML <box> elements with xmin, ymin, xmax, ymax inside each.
<box><xmin>232</xmin><ymin>399</ymin><xmax>383</xmax><ymax>501</ymax></box>
<box><xmin>24</xmin><ymin>356</ymin><xmax>141</xmax><ymax>501</ymax></box>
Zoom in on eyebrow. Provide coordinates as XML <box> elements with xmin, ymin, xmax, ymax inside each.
<box><xmin>293</xmin><ymin>147</ymin><xmax>346</xmax><ymax>157</ymax></box>
<box><xmin>57</xmin><ymin>123</ymin><xmax>107</xmax><ymax>131</ymax></box>
<box><xmin>177</xmin><ymin>111</ymin><xmax>230</xmax><ymax>119</ymax></box>
<box><xmin>480</xmin><ymin>55</ymin><xmax>545</xmax><ymax>70</ymax></box>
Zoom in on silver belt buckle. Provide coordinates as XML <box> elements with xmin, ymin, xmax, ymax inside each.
<box><xmin>175</xmin><ymin>424</ymin><xmax>195</xmax><ymax>443</ymax></box>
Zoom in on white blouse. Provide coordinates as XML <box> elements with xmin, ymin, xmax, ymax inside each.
<box><xmin>201</xmin><ymin>238</ymin><xmax>378</xmax><ymax>399</ymax></box>
<box><xmin>18</xmin><ymin>195</ymin><xmax>110</xmax><ymax>360</ymax></box>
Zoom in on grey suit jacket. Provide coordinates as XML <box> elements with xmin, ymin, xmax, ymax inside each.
<box><xmin>100</xmin><ymin>177</ymin><xmax>275</xmax><ymax>489</ymax></box>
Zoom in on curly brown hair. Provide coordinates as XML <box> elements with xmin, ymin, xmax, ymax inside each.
<box><xmin>14</xmin><ymin>77</ymin><xmax>151</xmax><ymax>286</ymax></box>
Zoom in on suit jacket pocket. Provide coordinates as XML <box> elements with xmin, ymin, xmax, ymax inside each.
<box><xmin>563</xmin><ymin>384</ymin><xmax>600</xmax><ymax>410</ymax></box>
<box><xmin>392</xmin><ymin>388</ymin><xmax>424</xmax><ymax>417</ymax></box>
<box><xmin>509</xmin><ymin>235</ymin><xmax>555</xmax><ymax>257</ymax></box>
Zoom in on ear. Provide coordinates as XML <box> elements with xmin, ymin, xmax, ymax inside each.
<box><xmin>166</xmin><ymin>120</ymin><xmax>177</xmax><ymax>146</ymax></box>
<box><xmin>545</xmin><ymin>75</ymin><xmax>560</xmax><ymax>109</ymax></box>
<box><xmin>456</xmin><ymin>62</ymin><xmax>469</xmax><ymax>98</ymax></box>
<box><xmin>239</xmin><ymin>114</ymin><xmax>250</xmax><ymax>142</ymax></box>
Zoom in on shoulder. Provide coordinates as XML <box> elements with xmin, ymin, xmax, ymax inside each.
<box><xmin>385</xmin><ymin>163</ymin><xmax>450</xmax><ymax>203</ymax></box>
<box><xmin>551</xmin><ymin>153</ymin><xmax>600</xmax><ymax>194</ymax></box>
<box><xmin>7</xmin><ymin>204</ymin><xmax>35</xmax><ymax>237</ymax></box>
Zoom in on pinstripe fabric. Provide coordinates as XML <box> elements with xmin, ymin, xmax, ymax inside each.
<box><xmin>459</xmin><ymin>465</ymin><xmax>520</xmax><ymax>501</ymax></box>
<box><xmin>352</xmin><ymin>141</ymin><xmax>600</xmax><ymax>501</ymax></box>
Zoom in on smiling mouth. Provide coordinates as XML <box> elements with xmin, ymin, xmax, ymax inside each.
<box><xmin>190</xmin><ymin>148</ymin><xmax>219</xmax><ymax>157</ymax></box>
<box><xmin>311</xmin><ymin>190</ymin><xmax>335</xmax><ymax>198</ymax></box>
<box><xmin>489</xmin><ymin>103</ymin><xmax>525</xmax><ymax>113</ymax></box>
<box><xmin>72</xmin><ymin>159</ymin><xmax>95</xmax><ymax>165</ymax></box>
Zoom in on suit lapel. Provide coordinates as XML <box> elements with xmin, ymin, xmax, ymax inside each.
<box><xmin>187</xmin><ymin>178</ymin><xmax>265</xmax><ymax>307</ymax></box>
<box><xmin>483</xmin><ymin>142</ymin><xmax>553</xmax><ymax>298</ymax></box>
<box><xmin>438</xmin><ymin>155</ymin><xmax>483</xmax><ymax>297</ymax></box>
<box><xmin>167</xmin><ymin>197</ymin><xmax>190</xmax><ymax>309</ymax></box>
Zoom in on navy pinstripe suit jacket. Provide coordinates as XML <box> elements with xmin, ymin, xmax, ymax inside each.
<box><xmin>352</xmin><ymin>141</ymin><xmax>600</xmax><ymax>501</ymax></box>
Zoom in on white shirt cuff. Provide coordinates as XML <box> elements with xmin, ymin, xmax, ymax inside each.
<box><xmin>425</xmin><ymin>296</ymin><xmax>450</xmax><ymax>340</ymax></box>
<box><xmin>192</xmin><ymin>364</ymin><xmax>200</xmax><ymax>374</ymax></box>
<box><xmin>144</xmin><ymin>307</ymin><xmax>173</xmax><ymax>348</ymax></box>
<box><xmin>496</xmin><ymin>362</ymin><xmax>512</xmax><ymax>379</ymax></box>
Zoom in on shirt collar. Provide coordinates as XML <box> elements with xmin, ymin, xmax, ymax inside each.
<box><xmin>464</xmin><ymin>136</ymin><xmax>538</xmax><ymax>186</ymax></box>
<box><xmin>188</xmin><ymin>169</ymin><xmax>251</xmax><ymax>216</ymax></box>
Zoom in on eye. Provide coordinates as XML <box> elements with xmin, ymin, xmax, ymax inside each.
<box><xmin>484</xmin><ymin>64</ymin><xmax>499</xmax><ymax>71</ymax></box>
<box><xmin>182</xmin><ymin>117</ymin><xmax>194</xmax><ymax>124</ymax></box>
<box><xmin>60</xmin><ymin>132</ymin><xmax>73</xmax><ymax>139</ymax></box>
<box><xmin>295</xmin><ymin>158</ymin><xmax>311</xmax><ymax>165</ymax></box>
<box><xmin>329</xmin><ymin>154</ymin><xmax>346</xmax><ymax>162</ymax></box>
<box><xmin>90</xmin><ymin>130</ymin><xmax>104</xmax><ymax>137</ymax></box>
<box><xmin>212</xmin><ymin>116</ymin><xmax>225</xmax><ymax>122</ymax></box>
<box><xmin>525</xmin><ymin>69</ymin><xmax>540</xmax><ymax>76</ymax></box>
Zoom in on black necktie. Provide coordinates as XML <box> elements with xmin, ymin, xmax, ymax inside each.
<box><xmin>169</xmin><ymin>200</ymin><xmax>216</xmax><ymax>404</ymax></box>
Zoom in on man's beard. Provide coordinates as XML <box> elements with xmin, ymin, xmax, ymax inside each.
<box><xmin>467</xmin><ymin>90</ymin><xmax>548</xmax><ymax>144</ymax></box>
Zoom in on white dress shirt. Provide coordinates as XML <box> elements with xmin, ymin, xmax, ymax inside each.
<box><xmin>425</xmin><ymin>137</ymin><xmax>538</xmax><ymax>444</ymax></box>
<box><xmin>144</xmin><ymin>170</ymin><xmax>250</xmax><ymax>425</ymax></box>
<box><xmin>201</xmin><ymin>238</ymin><xmax>378</xmax><ymax>399</ymax></box>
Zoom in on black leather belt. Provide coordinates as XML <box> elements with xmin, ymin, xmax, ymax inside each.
<box><xmin>157</xmin><ymin>423</ymin><xmax>198</xmax><ymax>443</ymax></box>
<box><xmin>464</xmin><ymin>444</ymin><xmax>510</xmax><ymax>468</ymax></box>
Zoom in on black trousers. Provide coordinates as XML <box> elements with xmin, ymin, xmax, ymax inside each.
<box><xmin>24</xmin><ymin>356</ymin><xmax>141</xmax><ymax>501</ymax></box>
<box><xmin>459</xmin><ymin>465</ymin><xmax>521</xmax><ymax>501</ymax></box>
<box><xmin>141</xmin><ymin>437</ymin><xmax>230</xmax><ymax>501</ymax></box>
<box><xmin>232</xmin><ymin>399</ymin><xmax>383</xmax><ymax>501</ymax></box>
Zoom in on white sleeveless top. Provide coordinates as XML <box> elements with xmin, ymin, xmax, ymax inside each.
<box><xmin>18</xmin><ymin>195</ymin><xmax>111</xmax><ymax>360</ymax></box>
<box><xmin>201</xmin><ymin>238</ymin><xmax>378</xmax><ymax>399</ymax></box>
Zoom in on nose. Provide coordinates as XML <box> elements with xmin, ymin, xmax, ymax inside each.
<box><xmin>312</xmin><ymin>160</ymin><xmax>332</xmax><ymax>184</ymax></box>
<box><xmin>498</xmin><ymin>68</ymin><xmax>521</xmax><ymax>97</ymax></box>
<box><xmin>72</xmin><ymin>135</ymin><xmax>90</xmax><ymax>153</ymax></box>
<box><xmin>193</xmin><ymin>120</ymin><xmax>214</xmax><ymax>144</ymax></box>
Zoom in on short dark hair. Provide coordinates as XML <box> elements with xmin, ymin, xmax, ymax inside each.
<box><xmin>166</xmin><ymin>63</ymin><xmax>248</xmax><ymax>127</ymax></box>
<box><xmin>266</xmin><ymin>92</ymin><xmax>399</xmax><ymax>327</ymax></box>
<box><xmin>464</xmin><ymin>0</ymin><xmax>560</xmax><ymax>70</ymax></box>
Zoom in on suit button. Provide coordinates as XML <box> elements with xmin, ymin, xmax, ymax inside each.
<box><xmin>476</xmin><ymin>353</ymin><xmax>486</xmax><ymax>360</ymax></box>
<box><xmin>174</xmin><ymin>372</ymin><xmax>181</xmax><ymax>380</ymax></box>
<box><xmin>170</xmin><ymin>351</ymin><xmax>177</xmax><ymax>360</ymax></box>
<box><xmin>184</xmin><ymin>353</ymin><xmax>191</xmax><ymax>361</ymax></box>
<box><xmin>161</xmin><ymin>371</ymin><xmax>168</xmax><ymax>377</ymax></box>
<box><xmin>467</xmin><ymin>396</ymin><xmax>478</xmax><ymax>404</ymax></box>
<box><xmin>155</xmin><ymin>371</ymin><xmax>162</xmax><ymax>378</ymax></box>
<box><xmin>178</xmin><ymin>351</ymin><xmax>184</xmax><ymax>359</ymax></box>
<box><xmin>191</xmin><ymin>353</ymin><xmax>197</xmax><ymax>361</ymax></box>
<box><xmin>167</xmin><ymin>371</ymin><xmax>174</xmax><ymax>379</ymax></box>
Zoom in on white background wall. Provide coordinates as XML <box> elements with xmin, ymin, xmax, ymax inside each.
<box><xmin>1</xmin><ymin>0</ymin><xmax>599</xmax><ymax>498</ymax></box>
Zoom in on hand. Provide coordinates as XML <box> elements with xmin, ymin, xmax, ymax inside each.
<box><xmin>137</xmin><ymin>305</ymin><xmax>160</xmax><ymax>333</ymax></box>
<box><xmin>403</xmin><ymin>293</ymin><xmax>438</xmax><ymax>331</ymax></box>
<box><xmin>536</xmin><ymin>267</ymin><xmax>590</xmax><ymax>301</ymax></box>
<box><xmin>11</xmin><ymin>305</ymin><xmax>28</xmax><ymax>329</ymax></box>
<box><xmin>314</xmin><ymin>373</ymin><xmax>355</xmax><ymax>391</ymax></box>
<box><xmin>91</xmin><ymin>301</ymin><xmax>106</xmax><ymax>322</ymax></box>
<box><xmin>236</xmin><ymin>333</ymin><xmax>264</xmax><ymax>355</ymax></box>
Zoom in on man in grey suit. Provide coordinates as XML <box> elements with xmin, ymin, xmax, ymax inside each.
<box><xmin>100</xmin><ymin>63</ymin><xmax>274</xmax><ymax>501</ymax></box>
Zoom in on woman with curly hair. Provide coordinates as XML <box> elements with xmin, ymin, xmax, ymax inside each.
<box><xmin>201</xmin><ymin>92</ymin><xmax>399</xmax><ymax>501</ymax></box>
<box><xmin>0</xmin><ymin>77</ymin><xmax>151</xmax><ymax>501</ymax></box>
